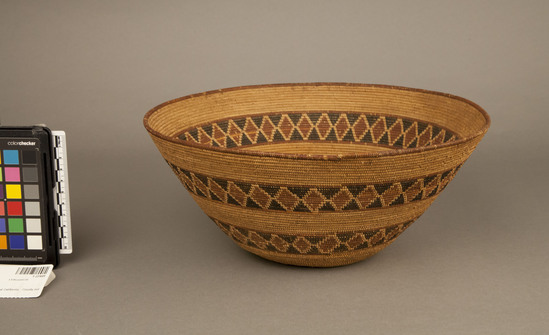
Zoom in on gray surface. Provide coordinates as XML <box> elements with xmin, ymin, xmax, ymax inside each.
<box><xmin>1</xmin><ymin>1</ymin><xmax>548</xmax><ymax>334</ymax></box>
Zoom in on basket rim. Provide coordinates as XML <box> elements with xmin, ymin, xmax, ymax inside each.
<box><xmin>143</xmin><ymin>83</ymin><xmax>491</xmax><ymax>161</ymax></box>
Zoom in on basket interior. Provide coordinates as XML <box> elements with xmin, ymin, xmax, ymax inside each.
<box><xmin>177</xmin><ymin>111</ymin><xmax>458</xmax><ymax>154</ymax></box>
<box><xmin>145</xmin><ymin>84</ymin><xmax>488</xmax><ymax>155</ymax></box>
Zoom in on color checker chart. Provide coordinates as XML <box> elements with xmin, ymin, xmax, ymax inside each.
<box><xmin>0</xmin><ymin>126</ymin><xmax>72</xmax><ymax>266</ymax></box>
<box><xmin>0</xmin><ymin>148</ymin><xmax>43</xmax><ymax>251</ymax></box>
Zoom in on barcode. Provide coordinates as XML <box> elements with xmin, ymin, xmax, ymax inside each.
<box><xmin>15</xmin><ymin>266</ymin><xmax>50</xmax><ymax>275</ymax></box>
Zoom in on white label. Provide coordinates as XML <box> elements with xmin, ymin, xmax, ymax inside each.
<box><xmin>0</xmin><ymin>265</ymin><xmax>54</xmax><ymax>298</ymax></box>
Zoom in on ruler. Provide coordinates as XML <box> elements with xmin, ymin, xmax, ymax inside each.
<box><xmin>52</xmin><ymin>131</ymin><xmax>72</xmax><ymax>254</ymax></box>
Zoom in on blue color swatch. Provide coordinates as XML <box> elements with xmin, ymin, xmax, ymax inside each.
<box><xmin>9</xmin><ymin>235</ymin><xmax>25</xmax><ymax>249</ymax></box>
<box><xmin>3</xmin><ymin>150</ymin><xmax>19</xmax><ymax>165</ymax></box>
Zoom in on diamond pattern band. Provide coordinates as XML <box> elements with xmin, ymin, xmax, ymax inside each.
<box><xmin>212</xmin><ymin>217</ymin><xmax>413</xmax><ymax>255</ymax></box>
<box><xmin>169</xmin><ymin>163</ymin><xmax>461</xmax><ymax>212</ymax></box>
<box><xmin>178</xmin><ymin>111</ymin><xmax>458</xmax><ymax>149</ymax></box>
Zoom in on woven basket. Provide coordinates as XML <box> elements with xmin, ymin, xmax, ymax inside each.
<box><xmin>144</xmin><ymin>83</ymin><xmax>490</xmax><ymax>267</ymax></box>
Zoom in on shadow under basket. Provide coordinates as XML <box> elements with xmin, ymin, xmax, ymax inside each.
<box><xmin>144</xmin><ymin>83</ymin><xmax>490</xmax><ymax>267</ymax></box>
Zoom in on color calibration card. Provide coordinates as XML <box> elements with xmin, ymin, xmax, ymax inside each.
<box><xmin>0</xmin><ymin>126</ymin><xmax>72</xmax><ymax>266</ymax></box>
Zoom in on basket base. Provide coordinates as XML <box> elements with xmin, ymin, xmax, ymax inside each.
<box><xmin>238</xmin><ymin>243</ymin><xmax>390</xmax><ymax>267</ymax></box>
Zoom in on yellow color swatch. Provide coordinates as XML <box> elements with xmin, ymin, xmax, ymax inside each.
<box><xmin>6</xmin><ymin>185</ymin><xmax>22</xmax><ymax>199</ymax></box>
<box><xmin>0</xmin><ymin>236</ymin><xmax>7</xmax><ymax>249</ymax></box>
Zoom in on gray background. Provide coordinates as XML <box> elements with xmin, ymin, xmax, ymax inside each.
<box><xmin>1</xmin><ymin>1</ymin><xmax>548</xmax><ymax>334</ymax></box>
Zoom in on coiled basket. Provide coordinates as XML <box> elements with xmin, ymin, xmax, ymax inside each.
<box><xmin>144</xmin><ymin>83</ymin><xmax>490</xmax><ymax>267</ymax></box>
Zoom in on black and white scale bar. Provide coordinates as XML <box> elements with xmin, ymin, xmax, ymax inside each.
<box><xmin>52</xmin><ymin>131</ymin><xmax>73</xmax><ymax>254</ymax></box>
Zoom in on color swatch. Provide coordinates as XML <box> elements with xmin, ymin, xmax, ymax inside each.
<box><xmin>0</xmin><ymin>147</ymin><xmax>44</xmax><ymax>251</ymax></box>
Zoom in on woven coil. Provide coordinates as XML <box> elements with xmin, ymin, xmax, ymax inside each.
<box><xmin>144</xmin><ymin>83</ymin><xmax>490</xmax><ymax>267</ymax></box>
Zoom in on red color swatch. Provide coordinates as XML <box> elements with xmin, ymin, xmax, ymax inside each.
<box><xmin>7</xmin><ymin>202</ymin><xmax>23</xmax><ymax>216</ymax></box>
